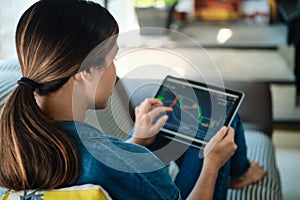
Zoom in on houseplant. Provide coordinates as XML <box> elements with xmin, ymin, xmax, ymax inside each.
<box><xmin>133</xmin><ymin>0</ymin><xmax>178</xmax><ymax>35</ymax></box>
<box><xmin>133</xmin><ymin>0</ymin><xmax>178</xmax><ymax>8</ymax></box>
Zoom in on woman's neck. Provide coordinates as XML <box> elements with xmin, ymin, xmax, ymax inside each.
<box><xmin>35</xmin><ymin>78</ymin><xmax>88</xmax><ymax>122</ymax></box>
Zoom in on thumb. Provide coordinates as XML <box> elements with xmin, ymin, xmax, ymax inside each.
<box><xmin>223</xmin><ymin>127</ymin><xmax>235</xmax><ymax>142</ymax></box>
<box><xmin>213</xmin><ymin>126</ymin><xmax>228</xmax><ymax>142</ymax></box>
<box><xmin>204</xmin><ymin>126</ymin><xmax>227</xmax><ymax>157</ymax></box>
<box><xmin>151</xmin><ymin>115</ymin><xmax>169</xmax><ymax>134</ymax></box>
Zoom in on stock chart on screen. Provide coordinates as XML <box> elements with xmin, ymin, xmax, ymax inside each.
<box><xmin>156</xmin><ymin>78</ymin><xmax>239</xmax><ymax>140</ymax></box>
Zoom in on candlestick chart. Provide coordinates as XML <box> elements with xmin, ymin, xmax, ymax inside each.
<box><xmin>156</xmin><ymin>84</ymin><xmax>225</xmax><ymax>139</ymax></box>
<box><xmin>158</xmin><ymin>94</ymin><xmax>219</xmax><ymax>129</ymax></box>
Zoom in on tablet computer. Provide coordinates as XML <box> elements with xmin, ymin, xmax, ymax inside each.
<box><xmin>154</xmin><ymin>76</ymin><xmax>244</xmax><ymax>149</ymax></box>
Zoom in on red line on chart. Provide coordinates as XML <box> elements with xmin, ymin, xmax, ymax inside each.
<box><xmin>169</xmin><ymin>96</ymin><xmax>179</xmax><ymax>108</ymax></box>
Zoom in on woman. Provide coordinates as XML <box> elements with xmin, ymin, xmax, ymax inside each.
<box><xmin>0</xmin><ymin>0</ymin><xmax>265</xmax><ymax>199</ymax></box>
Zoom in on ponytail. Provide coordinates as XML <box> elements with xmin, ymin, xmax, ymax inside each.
<box><xmin>0</xmin><ymin>0</ymin><xmax>119</xmax><ymax>190</ymax></box>
<box><xmin>0</xmin><ymin>85</ymin><xmax>80</xmax><ymax>190</ymax></box>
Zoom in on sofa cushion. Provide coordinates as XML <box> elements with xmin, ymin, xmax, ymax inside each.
<box><xmin>0</xmin><ymin>58</ymin><xmax>21</xmax><ymax>106</ymax></box>
<box><xmin>0</xmin><ymin>184</ymin><xmax>112</xmax><ymax>200</ymax></box>
<box><xmin>0</xmin><ymin>58</ymin><xmax>20</xmax><ymax>72</ymax></box>
<box><xmin>227</xmin><ymin>130</ymin><xmax>282</xmax><ymax>200</ymax></box>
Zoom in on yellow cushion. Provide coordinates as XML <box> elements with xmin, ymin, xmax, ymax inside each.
<box><xmin>1</xmin><ymin>184</ymin><xmax>111</xmax><ymax>200</ymax></box>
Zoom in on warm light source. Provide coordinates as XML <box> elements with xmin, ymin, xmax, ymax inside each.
<box><xmin>216</xmin><ymin>28</ymin><xmax>233</xmax><ymax>44</ymax></box>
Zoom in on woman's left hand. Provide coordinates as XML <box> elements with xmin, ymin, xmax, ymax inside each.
<box><xmin>127</xmin><ymin>98</ymin><xmax>172</xmax><ymax>146</ymax></box>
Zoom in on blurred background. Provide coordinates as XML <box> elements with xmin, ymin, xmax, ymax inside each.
<box><xmin>0</xmin><ymin>0</ymin><xmax>299</xmax><ymax>199</ymax></box>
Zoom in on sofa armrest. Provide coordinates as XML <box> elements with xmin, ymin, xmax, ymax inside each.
<box><xmin>223</xmin><ymin>81</ymin><xmax>273</xmax><ymax>137</ymax></box>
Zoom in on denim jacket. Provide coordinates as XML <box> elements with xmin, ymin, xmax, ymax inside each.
<box><xmin>0</xmin><ymin>121</ymin><xmax>181</xmax><ymax>200</ymax></box>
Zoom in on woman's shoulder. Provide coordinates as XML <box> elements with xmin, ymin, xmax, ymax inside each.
<box><xmin>60</xmin><ymin>121</ymin><xmax>111</xmax><ymax>137</ymax></box>
<box><xmin>60</xmin><ymin>121</ymin><xmax>121</xmax><ymax>143</ymax></box>
<box><xmin>60</xmin><ymin>121</ymin><xmax>165</xmax><ymax>170</ymax></box>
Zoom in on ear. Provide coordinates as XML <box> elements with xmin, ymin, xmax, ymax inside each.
<box><xmin>73</xmin><ymin>68</ymin><xmax>94</xmax><ymax>83</ymax></box>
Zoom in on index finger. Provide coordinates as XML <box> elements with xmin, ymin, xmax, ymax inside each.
<box><xmin>139</xmin><ymin>98</ymin><xmax>163</xmax><ymax>113</ymax></box>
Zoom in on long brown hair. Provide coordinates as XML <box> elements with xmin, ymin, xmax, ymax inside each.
<box><xmin>0</xmin><ymin>0</ymin><xmax>119</xmax><ymax>190</ymax></box>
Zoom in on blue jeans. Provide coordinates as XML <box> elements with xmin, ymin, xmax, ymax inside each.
<box><xmin>147</xmin><ymin>114</ymin><xmax>250</xmax><ymax>200</ymax></box>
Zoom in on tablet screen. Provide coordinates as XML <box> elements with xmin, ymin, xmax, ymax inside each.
<box><xmin>155</xmin><ymin>76</ymin><xmax>244</xmax><ymax>148</ymax></box>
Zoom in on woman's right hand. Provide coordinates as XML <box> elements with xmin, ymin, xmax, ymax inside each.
<box><xmin>204</xmin><ymin>126</ymin><xmax>237</xmax><ymax>170</ymax></box>
<box><xmin>128</xmin><ymin>98</ymin><xmax>172</xmax><ymax>146</ymax></box>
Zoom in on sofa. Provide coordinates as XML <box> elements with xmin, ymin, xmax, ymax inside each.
<box><xmin>0</xmin><ymin>58</ymin><xmax>282</xmax><ymax>199</ymax></box>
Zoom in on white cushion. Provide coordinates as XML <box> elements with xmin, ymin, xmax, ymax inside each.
<box><xmin>227</xmin><ymin>130</ymin><xmax>282</xmax><ymax>200</ymax></box>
